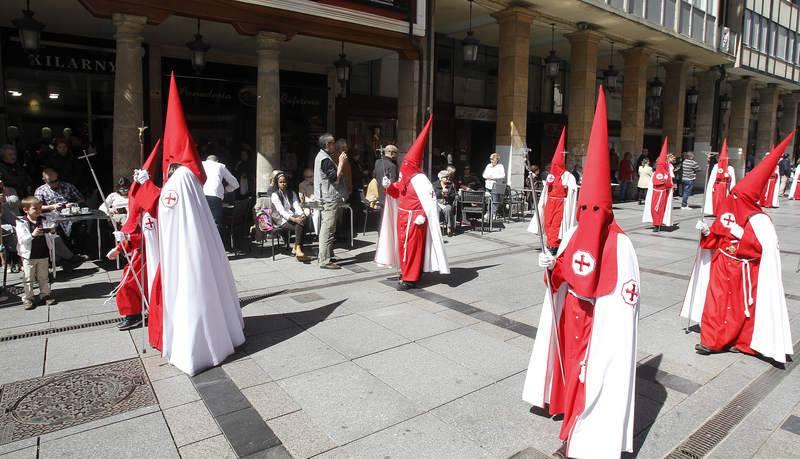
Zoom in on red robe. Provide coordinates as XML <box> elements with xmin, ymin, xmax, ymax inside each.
<box><xmin>699</xmin><ymin>221</ymin><xmax>762</xmax><ymax>354</ymax></box>
<box><xmin>711</xmin><ymin>172</ymin><xmax>732</xmax><ymax>216</ymax></box>
<box><xmin>650</xmin><ymin>172</ymin><xmax>671</xmax><ymax>227</ymax></box>
<box><xmin>386</xmin><ymin>181</ymin><xmax>426</xmax><ymax>283</ymax></box>
<box><xmin>544</xmin><ymin>179</ymin><xmax>567</xmax><ymax>251</ymax></box>
<box><xmin>759</xmin><ymin>170</ymin><xmax>779</xmax><ymax>207</ymax></box>
<box><xmin>115</xmin><ymin>232</ymin><xmax>145</xmax><ymax>317</ymax></box>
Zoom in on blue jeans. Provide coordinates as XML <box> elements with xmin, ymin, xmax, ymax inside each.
<box><xmin>681</xmin><ymin>179</ymin><xmax>694</xmax><ymax>207</ymax></box>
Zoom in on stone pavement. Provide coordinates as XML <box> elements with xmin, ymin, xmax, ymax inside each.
<box><xmin>1</xmin><ymin>194</ymin><xmax>799</xmax><ymax>458</ymax></box>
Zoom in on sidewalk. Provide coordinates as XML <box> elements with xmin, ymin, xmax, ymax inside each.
<box><xmin>1</xmin><ymin>194</ymin><xmax>799</xmax><ymax>458</ymax></box>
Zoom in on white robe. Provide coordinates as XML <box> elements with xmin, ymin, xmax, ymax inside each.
<box><xmin>527</xmin><ymin>171</ymin><xmax>578</xmax><ymax>241</ymax></box>
<box><xmin>680</xmin><ymin>213</ymin><xmax>793</xmax><ymax>363</ymax></box>
<box><xmin>702</xmin><ymin>165</ymin><xmax>736</xmax><ymax>216</ymax></box>
<box><xmin>141</xmin><ymin>211</ymin><xmax>159</xmax><ymax>296</ymax></box>
<box><xmin>375</xmin><ymin>174</ymin><xmax>450</xmax><ymax>274</ymax></box>
<box><xmin>523</xmin><ymin>227</ymin><xmax>639</xmax><ymax>459</ymax></box>
<box><xmin>789</xmin><ymin>164</ymin><xmax>800</xmax><ymax>199</ymax></box>
<box><xmin>158</xmin><ymin>167</ymin><xmax>245</xmax><ymax>375</ymax></box>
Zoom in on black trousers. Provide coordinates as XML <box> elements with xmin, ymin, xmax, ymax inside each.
<box><xmin>280</xmin><ymin>220</ymin><xmax>305</xmax><ymax>245</ymax></box>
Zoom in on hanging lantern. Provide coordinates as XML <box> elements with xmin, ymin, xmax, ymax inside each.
<box><xmin>603</xmin><ymin>41</ymin><xmax>619</xmax><ymax>92</ymax></box>
<box><xmin>334</xmin><ymin>41</ymin><xmax>352</xmax><ymax>94</ymax></box>
<box><xmin>186</xmin><ymin>19</ymin><xmax>211</xmax><ymax>73</ymax></box>
<box><xmin>649</xmin><ymin>56</ymin><xmax>663</xmax><ymax>98</ymax></box>
<box><xmin>12</xmin><ymin>0</ymin><xmax>45</xmax><ymax>53</ymax></box>
<box><xmin>462</xmin><ymin>0</ymin><xmax>480</xmax><ymax>64</ymax></box>
<box><xmin>545</xmin><ymin>23</ymin><xmax>560</xmax><ymax>80</ymax></box>
<box><xmin>751</xmin><ymin>99</ymin><xmax>760</xmax><ymax>116</ymax></box>
<box><xmin>686</xmin><ymin>66</ymin><xmax>698</xmax><ymax>106</ymax></box>
<box><xmin>777</xmin><ymin>104</ymin><xmax>784</xmax><ymax>119</ymax></box>
<box><xmin>719</xmin><ymin>93</ymin><xmax>731</xmax><ymax>112</ymax></box>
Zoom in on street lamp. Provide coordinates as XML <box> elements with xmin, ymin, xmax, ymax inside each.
<box><xmin>603</xmin><ymin>41</ymin><xmax>619</xmax><ymax>92</ymax></box>
<box><xmin>751</xmin><ymin>99</ymin><xmax>760</xmax><ymax>116</ymax></box>
<box><xmin>777</xmin><ymin>104</ymin><xmax>784</xmax><ymax>119</ymax></box>
<box><xmin>544</xmin><ymin>23</ymin><xmax>560</xmax><ymax>80</ymax></box>
<box><xmin>462</xmin><ymin>0</ymin><xmax>480</xmax><ymax>64</ymax></box>
<box><xmin>12</xmin><ymin>0</ymin><xmax>45</xmax><ymax>53</ymax></box>
<box><xmin>719</xmin><ymin>93</ymin><xmax>731</xmax><ymax>112</ymax></box>
<box><xmin>649</xmin><ymin>57</ymin><xmax>663</xmax><ymax>98</ymax></box>
<box><xmin>334</xmin><ymin>41</ymin><xmax>351</xmax><ymax>95</ymax></box>
<box><xmin>686</xmin><ymin>66</ymin><xmax>698</xmax><ymax>107</ymax></box>
<box><xmin>186</xmin><ymin>19</ymin><xmax>211</xmax><ymax>73</ymax></box>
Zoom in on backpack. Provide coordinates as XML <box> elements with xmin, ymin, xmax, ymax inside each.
<box><xmin>256</xmin><ymin>209</ymin><xmax>274</xmax><ymax>232</ymax></box>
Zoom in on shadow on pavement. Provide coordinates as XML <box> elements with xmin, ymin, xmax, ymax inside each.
<box><xmin>419</xmin><ymin>265</ymin><xmax>499</xmax><ymax>288</ymax></box>
<box><xmin>54</xmin><ymin>281</ymin><xmax>117</xmax><ymax>302</ymax></box>
<box><xmin>336</xmin><ymin>250</ymin><xmax>376</xmax><ymax>266</ymax></box>
<box><xmin>625</xmin><ymin>354</ymin><xmax>669</xmax><ymax>458</ymax></box>
<box><xmin>241</xmin><ymin>299</ymin><xmax>345</xmax><ymax>355</ymax></box>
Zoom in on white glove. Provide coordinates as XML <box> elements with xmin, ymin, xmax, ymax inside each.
<box><xmin>113</xmin><ymin>231</ymin><xmax>126</xmax><ymax>242</ymax></box>
<box><xmin>695</xmin><ymin>220</ymin><xmax>710</xmax><ymax>236</ymax></box>
<box><xmin>729</xmin><ymin>223</ymin><xmax>744</xmax><ymax>239</ymax></box>
<box><xmin>538</xmin><ymin>252</ymin><xmax>555</xmax><ymax>270</ymax></box>
<box><xmin>382</xmin><ymin>177</ymin><xmax>391</xmax><ymax>188</ymax></box>
<box><xmin>414</xmin><ymin>215</ymin><xmax>426</xmax><ymax>225</ymax></box>
<box><xmin>133</xmin><ymin>169</ymin><xmax>150</xmax><ymax>185</ymax></box>
<box><xmin>106</xmin><ymin>248</ymin><xmax>119</xmax><ymax>260</ymax></box>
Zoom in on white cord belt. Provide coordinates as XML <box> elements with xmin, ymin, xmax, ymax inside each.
<box><xmin>718</xmin><ymin>249</ymin><xmax>756</xmax><ymax>318</ymax></box>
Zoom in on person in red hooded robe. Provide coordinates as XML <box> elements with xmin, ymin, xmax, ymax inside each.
<box><xmin>528</xmin><ymin>127</ymin><xmax>578</xmax><ymax>255</ymax></box>
<box><xmin>106</xmin><ymin>228</ymin><xmax>146</xmax><ymax>331</ymax></box>
<box><xmin>523</xmin><ymin>87</ymin><xmax>639</xmax><ymax>459</ymax></box>
<box><xmin>643</xmin><ymin>138</ymin><xmax>673</xmax><ymax>231</ymax></box>
<box><xmin>682</xmin><ymin>132</ymin><xmax>794</xmax><ymax>363</ymax></box>
<box><xmin>703</xmin><ymin>139</ymin><xmax>736</xmax><ymax>216</ymax></box>
<box><xmin>757</xmin><ymin>153</ymin><xmax>780</xmax><ymax>208</ymax></box>
<box><xmin>375</xmin><ymin>117</ymin><xmax>449</xmax><ymax>290</ymax></box>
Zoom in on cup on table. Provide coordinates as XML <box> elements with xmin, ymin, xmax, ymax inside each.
<box><xmin>81</xmin><ymin>207</ymin><xmax>90</xmax><ymax>214</ymax></box>
<box><xmin>43</xmin><ymin>220</ymin><xmax>55</xmax><ymax>230</ymax></box>
<box><xmin>60</xmin><ymin>208</ymin><xmax>70</xmax><ymax>216</ymax></box>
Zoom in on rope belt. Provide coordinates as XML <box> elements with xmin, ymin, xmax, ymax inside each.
<box><xmin>653</xmin><ymin>189</ymin><xmax>666</xmax><ymax>212</ymax></box>
<box><xmin>718</xmin><ymin>248</ymin><xmax>756</xmax><ymax>318</ymax></box>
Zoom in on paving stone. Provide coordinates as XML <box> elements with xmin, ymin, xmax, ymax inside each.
<box><xmin>0</xmin><ymin>337</ymin><xmax>45</xmax><ymax>386</ymax></box>
<box><xmin>223</xmin><ymin>357</ymin><xmax>272</xmax><ymax>389</ymax></box>
<box><xmin>194</xmin><ymin>377</ymin><xmax>251</xmax><ymax>417</ymax></box>
<box><xmin>38</xmin><ymin>412</ymin><xmax>179</xmax><ymax>458</ymax></box>
<box><xmin>249</xmin><ymin>330</ymin><xmax>347</xmax><ymax>380</ymax></box>
<box><xmin>355</xmin><ymin>343</ymin><xmax>494</xmax><ymax>411</ymax></box>
<box><xmin>178</xmin><ymin>434</ymin><xmax>237</xmax><ymax>459</ymax></box>
<box><xmin>435</xmin><ymin>308</ymin><xmax>480</xmax><ymax>326</ymax></box>
<box><xmin>278</xmin><ymin>361</ymin><xmax>421</xmax><ymax>444</ymax></box>
<box><xmin>468</xmin><ymin>321</ymin><xmax>520</xmax><ymax>342</ymax></box>
<box><xmin>44</xmin><ymin>327</ymin><xmax>137</xmax><ymax>374</ymax></box>
<box><xmin>267</xmin><ymin>410</ymin><xmax>337</xmax><ymax>458</ymax></box>
<box><xmin>141</xmin><ymin>354</ymin><xmax>182</xmax><ymax>382</ymax></box>
<box><xmin>418</xmin><ymin>327</ymin><xmax>529</xmax><ymax>380</ymax></box>
<box><xmin>361</xmin><ymin>302</ymin><xmax>462</xmax><ymax>341</ymax></box>
<box><xmin>37</xmin><ymin>405</ymin><xmax>160</xmax><ymax>444</ymax></box>
<box><xmin>215</xmin><ymin>407</ymin><xmax>281</xmax><ymax>457</ymax></box>
<box><xmin>306</xmin><ymin>314</ymin><xmax>408</xmax><ymax>359</ymax></box>
<box><xmin>0</xmin><ymin>438</ymin><xmax>37</xmax><ymax>457</ymax></box>
<box><xmin>319</xmin><ymin>413</ymin><xmax>490</xmax><ymax>458</ymax></box>
<box><xmin>163</xmin><ymin>400</ymin><xmax>221</xmax><ymax>447</ymax></box>
<box><xmin>243</xmin><ymin>382</ymin><xmax>301</xmax><ymax>421</ymax></box>
<box><xmin>0</xmin><ymin>304</ymin><xmax>49</xmax><ymax>331</ymax></box>
<box><xmin>151</xmin><ymin>374</ymin><xmax>201</xmax><ymax>409</ymax></box>
<box><xmin>0</xmin><ymin>446</ymin><xmax>37</xmax><ymax>458</ymax></box>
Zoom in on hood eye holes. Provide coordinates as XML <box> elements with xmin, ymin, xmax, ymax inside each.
<box><xmin>593</xmin><ymin>205</ymin><xmax>600</xmax><ymax>211</ymax></box>
<box><xmin>580</xmin><ymin>205</ymin><xmax>587</xmax><ymax>211</ymax></box>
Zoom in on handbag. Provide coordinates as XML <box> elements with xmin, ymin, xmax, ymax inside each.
<box><xmin>256</xmin><ymin>209</ymin><xmax>274</xmax><ymax>232</ymax></box>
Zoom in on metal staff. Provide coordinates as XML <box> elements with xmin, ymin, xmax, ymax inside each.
<box><xmin>514</xmin><ymin>121</ymin><xmax>566</xmax><ymax>384</ymax></box>
<box><xmin>137</xmin><ymin>123</ymin><xmax>149</xmax><ymax>353</ymax></box>
<box><xmin>78</xmin><ymin>150</ymin><xmax>151</xmax><ymax>347</ymax></box>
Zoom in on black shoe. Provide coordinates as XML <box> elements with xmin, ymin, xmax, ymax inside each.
<box><xmin>728</xmin><ymin>346</ymin><xmax>741</xmax><ymax>354</ymax></box>
<box><xmin>118</xmin><ymin>315</ymin><xmax>143</xmax><ymax>331</ymax></box>
<box><xmin>397</xmin><ymin>281</ymin><xmax>416</xmax><ymax>291</ymax></box>
<box><xmin>695</xmin><ymin>343</ymin><xmax>714</xmax><ymax>355</ymax></box>
<box><xmin>320</xmin><ymin>262</ymin><xmax>341</xmax><ymax>270</ymax></box>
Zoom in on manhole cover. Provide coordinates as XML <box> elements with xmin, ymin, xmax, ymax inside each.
<box><xmin>0</xmin><ymin>358</ymin><xmax>156</xmax><ymax>444</ymax></box>
<box><xmin>291</xmin><ymin>293</ymin><xmax>323</xmax><ymax>303</ymax></box>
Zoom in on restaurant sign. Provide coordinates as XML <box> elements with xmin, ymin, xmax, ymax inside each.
<box><xmin>6</xmin><ymin>39</ymin><xmax>117</xmax><ymax>75</ymax></box>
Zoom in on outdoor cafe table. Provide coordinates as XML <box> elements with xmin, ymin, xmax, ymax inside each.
<box><xmin>48</xmin><ymin>209</ymin><xmax>112</xmax><ymax>261</ymax></box>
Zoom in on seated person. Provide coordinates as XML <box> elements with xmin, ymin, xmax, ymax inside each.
<box><xmin>458</xmin><ymin>165</ymin><xmax>481</xmax><ymax>191</ymax></box>
<box><xmin>271</xmin><ymin>172</ymin><xmax>309</xmax><ymax>261</ymax></box>
<box><xmin>298</xmin><ymin>168</ymin><xmax>316</xmax><ymax>204</ymax></box>
<box><xmin>0</xmin><ymin>174</ymin><xmax>22</xmax><ymax>272</ymax></box>
<box><xmin>100</xmin><ymin>177</ymin><xmax>131</xmax><ymax>225</ymax></box>
<box><xmin>435</xmin><ymin>170</ymin><xmax>457</xmax><ymax>237</ymax></box>
<box><xmin>365</xmin><ymin>175</ymin><xmax>380</xmax><ymax>210</ymax></box>
<box><xmin>34</xmin><ymin>167</ymin><xmax>86</xmax><ymax>260</ymax></box>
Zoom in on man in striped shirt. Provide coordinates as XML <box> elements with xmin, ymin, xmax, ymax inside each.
<box><xmin>680</xmin><ymin>152</ymin><xmax>700</xmax><ymax>209</ymax></box>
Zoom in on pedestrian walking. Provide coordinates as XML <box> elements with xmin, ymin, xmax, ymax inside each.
<box><xmin>679</xmin><ymin>152</ymin><xmax>700</xmax><ymax>209</ymax></box>
<box><xmin>636</xmin><ymin>158</ymin><xmax>653</xmax><ymax>204</ymax></box>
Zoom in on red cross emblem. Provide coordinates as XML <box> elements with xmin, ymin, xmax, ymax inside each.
<box><xmin>546</xmin><ymin>174</ymin><xmax>555</xmax><ymax>183</ymax></box>
<box><xmin>718</xmin><ymin>167</ymin><xmax>724</xmax><ymax>174</ymax></box>
<box><xmin>162</xmin><ymin>190</ymin><xmax>179</xmax><ymax>208</ymax></box>
<box><xmin>430</xmin><ymin>190</ymin><xmax>436</xmax><ymax>199</ymax></box>
<box><xmin>655</xmin><ymin>173</ymin><xmax>665</xmax><ymax>180</ymax></box>
<box><xmin>144</xmin><ymin>217</ymin><xmax>155</xmax><ymax>230</ymax></box>
<box><xmin>720</xmin><ymin>212</ymin><xmax>736</xmax><ymax>228</ymax></box>
<box><xmin>571</xmin><ymin>250</ymin><xmax>595</xmax><ymax>277</ymax></box>
<box><xmin>622</xmin><ymin>280</ymin><xmax>639</xmax><ymax>305</ymax></box>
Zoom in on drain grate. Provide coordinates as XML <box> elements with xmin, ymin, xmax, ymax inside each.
<box><xmin>0</xmin><ymin>358</ymin><xmax>156</xmax><ymax>444</ymax></box>
<box><xmin>665</xmin><ymin>344</ymin><xmax>799</xmax><ymax>459</ymax></box>
<box><xmin>0</xmin><ymin>317</ymin><xmax>120</xmax><ymax>343</ymax></box>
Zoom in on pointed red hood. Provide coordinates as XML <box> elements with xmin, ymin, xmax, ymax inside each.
<box><xmin>717</xmin><ymin>139</ymin><xmax>729</xmax><ymax>173</ymax></box>
<box><xmin>558</xmin><ymin>86</ymin><xmax>622</xmax><ymax>298</ymax></box>
<box><xmin>652</xmin><ymin>137</ymin><xmax>673</xmax><ymax>190</ymax></box>
<box><xmin>399</xmin><ymin>116</ymin><xmax>432</xmax><ymax>185</ymax></box>
<box><xmin>711</xmin><ymin>131</ymin><xmax>795</xmax><ymax>235</ymax></box>
<box><xmin>548</xmin><ymin>127</ymin><xmax>567</xmax><ymax>180</ymax></box>
<box><xmin>162</xmin><ymin>72</ymin><xmax>206</xmax><ymax>184</ymax></box>
<box><xmin>121</xmin><ymin>139</ymin><xmax>161</xmax><ymax>234</ymax></box>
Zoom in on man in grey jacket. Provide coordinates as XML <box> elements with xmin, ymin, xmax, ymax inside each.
<box><xmin>314</xmin><ymin>134</ymin><xmax>348</xmax><ymax>269</ymax></box>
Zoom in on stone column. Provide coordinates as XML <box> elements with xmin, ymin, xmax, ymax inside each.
<box><xmin>754</xmin><ymin>84</ymin><xmax>779</xmax><ymax>159</ymax></box>
<box><xmin>728</xmin><ymin>77</ymin><xmax>754</xmax><ymax>179</ymax></box>
<box><xmin>112</xmin><ymin>14</ymin><xmax>146</xmax><ymax>180</ymax></box>
<box><xmin>492</xmin><ymin>6</ymin><xmax>535</xmax><ymax>189</ymax></box>
<box><xmin>255</xmin><ymin>31</ymin><xmax>285</xmax><ymax>193</ymax></box>
<box><xmin>620</xmin><ymin>46</ymin><xmax>651</xmax><ymax>158</ymax></box>
<box><xmin>692</xmin><ymin>68</ymin><xmax>720</xmax><ymax>187</ymax></box>
<box><xmin>779</xmin><ymin>92</ymin><xmax>800</xmax><ymax>156</ymax></box>
<box><xmin>566</xmin><ymin>27</ymin><xmax>603</xmax><ymax>165</ymax></box>
<box><xmin>397</xmin><ymin>56</ymin><xmax>419</xmax><ymax>157</ymax></box>
<box><xmin>661</xmin><ymin>59</ymin><xmax>688</xmax><ymax>156</ymax></box>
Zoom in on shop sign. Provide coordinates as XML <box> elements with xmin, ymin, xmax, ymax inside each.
<box><xmin>6</xmin><ymin>40</ymin><xmax>116</xmax><ymax>75</ymax></box>
<box><xmin>455</xmin><ymin>106</ymin><xmax>497</xmax><ymax>122</ymax></box>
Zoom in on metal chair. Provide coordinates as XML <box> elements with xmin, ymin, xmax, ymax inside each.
<box><xmin>361</xmin><ymin>193</ymin><xmax>383</xmax><ymax>236</ymax></box>
<box><xmin>224</xmin><ymin>198</ymin><xmax>255</xmax><ymax>255</ymax></box>
<box><xmin>459</xmin><ymin>190</ymin><xmax>489</xmax><ymax>234</ymax></box>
